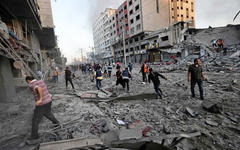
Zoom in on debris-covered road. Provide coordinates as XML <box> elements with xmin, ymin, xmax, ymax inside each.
<box><xmin>0</xmin><ymin>63</ymin><xmax>239</xmax><ymax>150</ymax></box>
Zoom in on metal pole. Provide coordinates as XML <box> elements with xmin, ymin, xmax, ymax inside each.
<box><xmin>81</xmin><ymin>49</ymin><xmax>83</xmax><ymax>63</ymax></box>
<box><xmin>123</xmin><ymin>29</ymin><xmax>126</xmax><ymax>67</ymax></box>
<box><xmin>121</xmin><ymin>20</ymin><xmax>127</xmax><ymax>67</ymax></box>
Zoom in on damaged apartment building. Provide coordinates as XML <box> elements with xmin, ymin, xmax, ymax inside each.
<box><xmin>93</xmin><ymin>0</ymin><xmax>195</xmax><ymax>63</ymax></box>
<box><xmin>0</xmin><ymin>0</ymin><xmax>65</xmax><ymax>102</ymax></box>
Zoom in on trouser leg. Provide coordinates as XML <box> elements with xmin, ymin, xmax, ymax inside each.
<box><xmin>31</xmin><ymin>106</ymin><xmax>44</xmax><ymax>139</ymax></box>
<box><xmin>154</xmin><ymin>84</ymin><xmax>162</xmax><ymax>97</ymax></box>
<box><xmin>142</xmin><ymin>73</ymin><xmax>145</xmax><ymax>82</ymax></box>
<box><xmin>121</xmin><ymin>79</ymin><xmax>125</xmax><ymax>88</ymax></box>
<box><xmin>96</xmin><ymin>79</ymin><xmax>100</xmax><ymax>90</ymax></box>
<box><xmin>191</xmin><ymin>80</ymin><xmax>196</xmax><ymax>97</ymax></box>
<box><xmin>43</xmin><ymin>102</ymin><xmax>59</xmax><ymax>124</ymax></box>
<box><xmin>66</xmin><ymin>79</ymin><xmax>68</xmax><ymax>88</ymax></box>
<box><xmin>99</xmin><ymin>80</ymin><xmax>101</xmax><ymax>87</ymax></box>
<box><xmin>69</xmin><ymin>78</ymin><xmax>75</xmax><ymax>89</ymax></box>
<box><xmin>126</xmin><ymin>79</ymin><xmax>129</xmax><ymax>91</ymax></box>
<box><xmin>197</xmin><ymin>80</ymin><xmax>204</xmax><ymax>98</ymax></box>
<box><xmin>116</xmin><ymin>79</ymin><xmax>119</xmax><ymax>86</ymax></box>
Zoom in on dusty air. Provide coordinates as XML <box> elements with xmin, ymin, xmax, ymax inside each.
<box><xmin>0</xmin><ymin>0</ymin><xmax>239</xmax><ymax>150</ymax></box>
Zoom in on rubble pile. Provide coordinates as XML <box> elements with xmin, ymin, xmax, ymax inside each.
<box><xmin>0</xmin><ymin>68</ymin><xmax>239</xmax><ymax>150</ymax></box>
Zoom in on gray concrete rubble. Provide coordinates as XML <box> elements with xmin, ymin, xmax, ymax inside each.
<box><xmin>0</xmin><ymin>26</ymin><xmax>240</xmax><ymax>150</ymax></box>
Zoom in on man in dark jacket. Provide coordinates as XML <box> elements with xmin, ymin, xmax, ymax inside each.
<box><xmin>93</xmin><ymin>66</ymin><xmax>104</xmax><ymax>90</ymax></box>
<box><xmin>188</xmin><ymin>58</ymin><xmax>205</xmax><ymax>100</ymax></box>
<box><xmin>65</xmin><ymin>66</ymin><xmax>75</xmax><ymax>90</ymax></box>
<box><xmin>148</xmin><ymin>68</ymin><xmax>167</xmax><ymax>99</ymax></box>
<box><xmin>107</xmin><ymin>63</ymin><xmax>113</xmax><ymax>77</ymax></box>
<box><xmin>115</xmin><ymin>65</ymin><xmax>124</xmax><ymax>88</ymax></box>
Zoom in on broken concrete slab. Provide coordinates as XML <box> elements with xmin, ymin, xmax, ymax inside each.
<box><xmin>205</xmin><ymin>119</ymin><xmax>219</xmax><ymax>127</ymax></box>
<box><xmin>119</xmin><ymin>128</ymin><xmax>142</xmax><ymax>140</ymax></box>
<box><xmin>39</xmin><ymin>138</ymin><xmax>102</xmax><ymax>150</ymax></box>
<box><xmin>202</xmin><ymin>101</ymin><xmax>222</xmax><ymax>114</ymax></box>
<box><xmin>185</xmin><ymin>107</ymin><xmax>197</xmax><ymax>117</ymax></box>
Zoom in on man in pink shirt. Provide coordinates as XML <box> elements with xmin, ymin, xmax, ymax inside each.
<box><xmin>26</xmin><ymin>76</ymin><xmax>60</xmax><ymax>144</ymax></box>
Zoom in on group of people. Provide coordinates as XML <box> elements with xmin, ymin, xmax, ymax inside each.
<box><xmin>25</xmin><ymin>58</ymin><xmax>205</xmax><ymax>145</ymax></box>
<box><xmin>115</xmin><ymin>65</ymin><xmax>132</xmax><ymax>92</ymax></box>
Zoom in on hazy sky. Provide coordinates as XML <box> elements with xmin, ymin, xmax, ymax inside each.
<box><xmin>51</xmin><ymin>0</ymin><xmax>240</xmax><ymax>63</ymax></box>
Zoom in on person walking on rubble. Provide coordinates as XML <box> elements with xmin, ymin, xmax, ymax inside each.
<box><xmin>65</xmin><ymin>66</ymin><xmax>75</xmax><ymax>91</ymax></box>
<box><xmin>128</xmin><ymin>62</ymin><xmax>133</xmax><ymax>73</ymax></box>
<box><xmin>53</xmin><ymin>68</ymin><xmax>58</xmax><ymax>83</ymax></box>
<box><xmin>140</xmin><ymin>59</ymin><xmax>148</xmax><ymax>83</ymax></box>
<box><xmin>25</xmin><ymin>76</ymin><xmax>60</xmax><ymax>145</ymax></box>
<box><xmin>148</xmin><ymin>68</ymin><xmax>168</xmax><ymax>99</ymax></box>
<box><xmin>93</xmin><ymin>66</ymin><xmax>104</xmax><ymax>90</ymax></box>
<box><xmin>122</xmin><ymin>67</ymin><xmax>132</xmax><ymax>92</ymax></box>
<box><xmin>188</xmin><ymin>58</ymin><xmax>205</xmax><ymax>100</ymax></box>
<box><xmin>115</xmin><ymin>65</ymin><xmax>125</xmax><ymax>88</ymax></box>
<box><xmin>107</xmin><ymin>63</ymin><xmax>113</xmax><ymax>77</ymax></box>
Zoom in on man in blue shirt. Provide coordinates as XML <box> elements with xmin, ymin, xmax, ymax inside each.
<box><xmin>122</xmin><ymin>68</ymin><xmax>132</xmax><ymax>92</ymax></box>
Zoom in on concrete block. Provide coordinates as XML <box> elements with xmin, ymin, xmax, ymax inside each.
<box><xmin>119</xmin><ymin>128</ymin><xmax>142</xmax><ymax>140</ymax></box>
<box><xmin>39</xmin><ymin>138</ymin><xmax>102</xmax><ymax>150</ymax></box>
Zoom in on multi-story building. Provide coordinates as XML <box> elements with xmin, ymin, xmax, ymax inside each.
<box><xmin>0</xmin><ymin>0</ymin><xmax>63</xmax><ymax>102</ymax></box>
<box><xmin>92</xmin><ymin>8</ymin><xmax>116</xmax><ymax>62</ymax></box>
<box><xmin>110</xmin><ymin>0</ymin><xmax>195</xmax><ymax>63</ymax></box>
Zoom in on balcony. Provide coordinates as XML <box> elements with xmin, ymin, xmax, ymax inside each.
<box><xmin>123</xmin><ymin>1</ymin><xmax>127</xmax><ymax>6</ymax></box>
<box><xmin>124</xmin><ymin>10</ymin><xmax>128</xmax><ymax>15</ymax></box>
<box><xmin>0</xmin><ymin>0</ymin><xmax>42</xmax><ymax>30</ymax></box>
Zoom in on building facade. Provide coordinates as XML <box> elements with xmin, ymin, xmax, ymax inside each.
<box><xmin>0</xmin><ymin>0</ymin><xmax>64</xmax><ymax>102</ymax></box>
<box><xmin>92</xmin><ymin>8</ymin><xmax>116</xmax><ymax>62</ymax></box>
<box><xmin>105</xmin><ymin>0</ymin><xmax>196</xmax><ymax>64</ymax></box>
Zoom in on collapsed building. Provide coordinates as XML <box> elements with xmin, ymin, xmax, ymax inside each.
<box><xmin>145</xmin><ymin>24</ymin><xmax>240</xmax><ymax>64</ymax></box>
<box><xmin>0</xmin><ymin>0</ymin><xmax>66</xmax><ymax>102</ymax></box>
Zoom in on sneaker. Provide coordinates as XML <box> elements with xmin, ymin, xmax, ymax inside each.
<box><xmin>159</xmin><ymin>95</ymin><xmax>163</xmax><ymax>99</ymax></box>
<box><xmin>26</xmin><ymin>138</ymin><xmax>41</xmax><ymax>145</ymax></box>
<box><xmin>200</xmin><ymin>97</ymin><xmax>204</xmax><ymax>100</ymax></box>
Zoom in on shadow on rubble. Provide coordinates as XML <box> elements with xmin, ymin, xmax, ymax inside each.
<box><xmin>68</xmin><ymin>141</ymin><xmax>170</xmax><ymax>150</ymax></box>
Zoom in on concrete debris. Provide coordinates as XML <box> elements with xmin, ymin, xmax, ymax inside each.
<box><xmin>116</xmin><ymin>120</ymin><xmax>125</xmax><ymax>125</ymax></box>
<box><xmin>185</xmin><ymin>107</ymin><xmax>197</xmax><ymax>117</ymax></box>
<box><xmin>119</xmin><ymin>128</ymin><xmax>142</xmax><ymax>140</ymax></box>
<box><xmin>202</xmin><ymin>101</ymin><xmax>222</xmax><ymax>114</ymax></box>
<box><xmin>205</xmin><ymin>119</ymin><xmax>219</xmax><ymax>127</ymax></box>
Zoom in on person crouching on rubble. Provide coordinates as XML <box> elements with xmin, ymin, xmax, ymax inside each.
<box><xmin>188</xmin><ymin>58</ymin><xmax>205</xmax><ymax>100</ymax></box>
<box><xmin>148</xmin><ymin>68</ymin><xmax>168</xmax><ymax>99</ymax></box>
<box><xmin>25</xmin><ymin>76</ymin><xmax>60</xmax><ymax>145</ymax></box>
<box><xmin>93</xmin><ymin>66</ymin><xmax>104</xmax><ymax>90</ymax></box>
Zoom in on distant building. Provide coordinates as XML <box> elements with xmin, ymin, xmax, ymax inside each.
<box><xmin>108</xmin><ymin>0</ymin><xmax>196</xmax><ymax>63</ymax></box>
<box><xmin>92</xmin><ymin>8</ymin><xmax>116</xmax><ymax>63</ymax></box>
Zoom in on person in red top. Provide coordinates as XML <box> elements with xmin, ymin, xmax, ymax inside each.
<box><xmin>139</xmin><ymin>59</ymin><xmax>148</xmax><ymax>82</ymax></box>
<box><xmin>26</xmin><ymin>76</ymin><xmax>60</xmax><ymax>145</ymax></box>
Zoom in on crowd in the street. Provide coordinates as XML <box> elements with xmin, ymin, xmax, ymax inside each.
<box><xmin>24</xmin><ymin>58</ymin><xmax>206</xmax><ymax>145</ymax></box>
